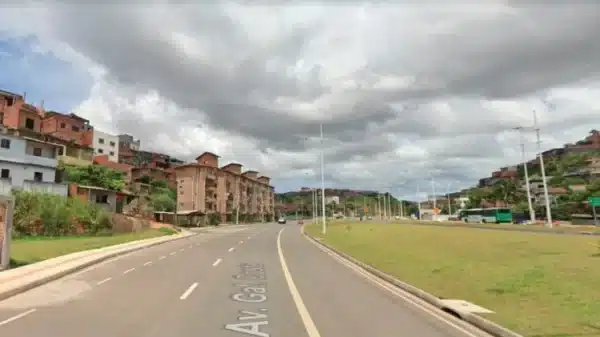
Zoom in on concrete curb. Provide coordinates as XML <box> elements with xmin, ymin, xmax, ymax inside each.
<box><xmin>0</xmin><ymin>232</ymin><xmax>196</xmax><ymax>302</ymax></box>
<box><xmin>301</xmin><ymin>228</ymin><xmax>523</xmax><ymax>337</ymax></box>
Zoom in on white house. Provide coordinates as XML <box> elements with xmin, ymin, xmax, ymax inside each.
<box><xmin>0</xmin><ymin>128</ymin><xmax>68</xmax><ymax>196</ymax></box>
<box><xmin>92</xmin><ymin>129</ymin><xmax>119</xmax><ymax>162</ymax></box>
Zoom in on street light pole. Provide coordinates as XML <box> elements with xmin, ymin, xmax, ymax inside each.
<box><xmin>514</xmin><ymin>126</ymin><xmax>536</xmax><ymax>223</ymax></box>
<box><xmin>533</xmin><ymin>110</ymin><xmax>553</xmax><ymax>228</ymax></box>
<box><xmin>319</xmin><ymin>123</ymin><xmax>327</xmax><ymax>235</ymax></box>
<box><xmin>446</xmin><ymin>183</ymin><xmax>452</xmax><ymax>215</ymax></box>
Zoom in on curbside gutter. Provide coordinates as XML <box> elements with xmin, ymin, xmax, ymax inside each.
<box><xmin>0</xmin><ymin>232</ymin><xmax>196</xmax><ymax>302</ymax></box>
<box><xmin>301</xmin><ymin>226</ymin><xmax>523</xmax><ymax>337</ymax></box>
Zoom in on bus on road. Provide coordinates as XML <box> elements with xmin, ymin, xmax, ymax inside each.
<box><xmin>458</xmin><ymin>208</ymin><xmax>513</xmax><ymax>224</ymax></box>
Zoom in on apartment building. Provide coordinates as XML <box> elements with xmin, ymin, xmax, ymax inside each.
<box><xmin>0</xmin><ymin>126</ymin><xmax>67</xmax><ymax>196</ymax></box>
<box><xmin>93</xmin><ymin>129</ymin><xmax>119</xmax><ymax>162</ymax></box>
<box><xmin>175</xmin><ymin>152</ymin><xmax>275</xmax><ymax>222</ymax></box>
<box><xmin>0</xmin><ymin>91</ymin><xmax>94</xmax><ymax>168</ymax></box>
<box><xmin>118</xmin><ymin>134</ymin><xmax>140</xmax><ymax>152</ymax></box>
<box><xmin>0</xmin><ymin>90</ymin><xmax>43</xmax><ymax>133</ymax></box>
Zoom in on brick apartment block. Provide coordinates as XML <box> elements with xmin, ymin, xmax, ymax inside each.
<box><xmin>175</xmin><ymin>152</ymin><xmax>275</xmax><ymax>221</ymax></box>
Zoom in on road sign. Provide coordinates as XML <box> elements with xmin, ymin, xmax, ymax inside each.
<box><xmin>589</xmin><ymin>197</ymin><xmax>600</xmax><ymax>207</ymax></box>
<box><xmin>432</xmin><ymin>208</ymin><xmax>441</xmax><ymax>215</ymax></box>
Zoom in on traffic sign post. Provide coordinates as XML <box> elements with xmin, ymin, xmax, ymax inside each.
<box><xmin>589</xmin><ymin>197</ymin><xmax>600</xmax><ymax>227</ymax></box>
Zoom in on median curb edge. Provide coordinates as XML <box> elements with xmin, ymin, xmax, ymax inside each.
<box><xmin>301</xmin><ymin>226</ymin><xmax>523</xmax><ymax>337</ymax></box>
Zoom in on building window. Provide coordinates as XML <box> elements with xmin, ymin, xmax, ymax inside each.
<box><xmin>33</xmin><ymin>172</ymin><xmax>43</xmax><ymax>182</ymax></box>
<box><xmin>109</xmin><ymin>151</ymin><xmax>114</xmax><ymax>156</ymax></box>
<box><xmin>1</xmin><ymin>169</ymin><xmax>9</xmax><ymax>179</ymax></box>
<box><xmin>60</xmin><ymin>123</ymin><xmax>66</xmax><ymax>128</ymax></box>
<box><xmin>109</xmin><ymin>141</ymin><xmax>115</xmax><ymax>147</ymax></box>
<box><xmin>72</xmin><ymin>125</ymin><xmax>80</xmax><ymax>132</ymax></box>
<box><xmin>99</xmin><ymin>138</ymin><xmax>105</xmax><ymax>144</ymax></box>
<box><xmin>33</xmin><ymin>147</ymin><xmax>42</xmax><ymax>156</ymax></box>
<box><xmin>95</xmin><ymin>194</ymin><xmax>109</xmax><ymax>203</ymax></box>
<box><xmin>0</xmin><ymin>139</ymin><xmax>10</xmax><ymax>149</ymax></box>
<box><xmin>25</xmin><ymin>118</ymin><xmax>35</xmax><ymax>130</ymax></box>
<box><xmin>58</xmin><ymin>147</ymin><xmax>64</xmax><ymax>156</ymax></box>
<box><xmin>98</xmin><ymin>149</ymin><xmax>104</xmax><ymax>154</ymax></box>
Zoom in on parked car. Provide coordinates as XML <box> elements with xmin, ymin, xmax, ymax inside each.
<box><xmin>278</xmin><ymin>217</ymin><xmax>286</xmax><ymax>224</ymax></box>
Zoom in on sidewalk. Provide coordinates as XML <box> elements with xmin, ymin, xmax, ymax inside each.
<box><xmin>0</xmin><ymin>231</ymin><xmax>195</xmax><ymax>301</ymax></box>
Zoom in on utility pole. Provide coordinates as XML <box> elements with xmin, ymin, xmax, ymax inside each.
<box><xmin>377</xmin><ymin>193</ymin><xmax>382</xmax><ymax>220</ymax></box>
<box><xmin>319</xmin><ymin>123</ymin><xmax>327</xmax><ymax>234</ymax></box>
<box><xmin>417</xmin><ymin>183</ymin><xmax>422</xmax><ymax>220</ymax></box>
<box><xmin>446</xmin><ymin>183</ymin><xmax>452</xmax><ymax>215</ymax></box>
<box><xmin>515</xmin><ymin>126</ymin><xmax>536</xmax><ymax>223</ymax></box>
<box><xmin>431</xmin><ymin>178</ymin><xmax>437</xmax><ymax>210</ymax></box>
<box><xmin>312</xmin><ymin>188</ymin><xmax>317</xmax><ymax>224</ymax></box>
<box><xmin>533</xmin><ymin>110</ymin><xmax>552</xmax><ymax>228</ymax></box>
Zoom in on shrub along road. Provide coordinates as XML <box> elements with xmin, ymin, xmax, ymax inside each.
<box><xmin>305</xmin><ymin>221</ymin><xmax>600</xmax><ymax>337</ymax></box>
<box><xmin>10</xmin><ymin>228</ymin><xmax>177</xmax><ymax>267</ymax></box>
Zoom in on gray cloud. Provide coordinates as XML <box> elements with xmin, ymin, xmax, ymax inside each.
<box><xmin>2</xmin><ymin>3</ymin><xmax>599</xmax><ymax>197</ymax></box>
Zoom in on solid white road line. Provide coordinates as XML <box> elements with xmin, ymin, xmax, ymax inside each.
<box><xmin>277</xmin><ymin>228</ymin><xmax>322</xmax><ymax>337</ymax></box>
<box><xmin>97</xmin><ymin>277</ymin><xmax>112</xmax><ymax>285</ymax></box>
<box><xmin>170</xmin><ymin>252</ymin><xmax>177</xmax><ymax>256</ymax></box>
<box><xmin>124</xmin><ymin>267</ymin><xmax>136</xmax><ymax>274</ymax></box>
<box><xmin>179</xmin><ymin>282</ymin><xmax>199</xmax><ymax>300</ymax></box>
<box><xmin>0</xmin><ymin>309</ymin><xmax>37</xmax><ymax>327</ymax></box>
<box><xmin>144</xmin><ymin>261</ymin><xmax>153</xmax><ymax>266</ymax></box>
<box><xmin>228</xmin><ymin>247</ymin><xmax>235</xmax><ymax>252</ymax></box>
<box><xmin>159</xmin><ymin>256</ymin><xmax>166</xmax><ymax>260</ymax></box>
<box><xmin>305</xmin><ymin>235</ymin><xmax>483</xmax><ymax>337</ymax></box>
<box><xmin>213</xmin><ymin>258</ymin><xmax>222</xmax><ymax>267</ymax></box>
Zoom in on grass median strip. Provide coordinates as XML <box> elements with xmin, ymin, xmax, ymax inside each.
<box><xmin>10</xmin><ymin>228</ymin><xmax>177</xmax><ymax>267</ymax></box>
<box><xmin>305</xmin><ymin>221</ymin><xmax>600</xmax><ymax>337</ymax></box>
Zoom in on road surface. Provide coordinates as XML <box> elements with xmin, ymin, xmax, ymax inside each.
<box><xmin>0</xmin><ymin>223</ymin><xmax>492</xmax><ymax>337</ymax></box>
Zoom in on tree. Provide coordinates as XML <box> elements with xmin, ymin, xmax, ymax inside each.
<box><xmin>65</xmin><ymin>165</ymin><xmax>125</xmax><ymax>191</ymax></box>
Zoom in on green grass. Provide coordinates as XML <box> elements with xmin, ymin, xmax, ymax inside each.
<box><xmin>393</xmin><ymin>219</ymin><xmax>600</xmax><ymax>233</ymax></box>
<box><xmin>10</xmin><ymin>228</ymin><xmax>177</xmax><ymax>267</ymax></box>
<box><xmin>306</xmin><ymin>221</ymin><xmax>600</xmax><ymax>337</ymax></box>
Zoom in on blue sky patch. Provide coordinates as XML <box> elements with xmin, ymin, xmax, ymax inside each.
<box><xmin>0</xmin><ymin>36</ymin><xmax>92</xmax><ymax>112</ymax></box>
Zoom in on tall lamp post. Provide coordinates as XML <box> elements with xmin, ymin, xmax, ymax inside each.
<box><xmin>319</xmin><ymin>123</ymin><xmax>327</xmax><ymax>235</ymax></box>
<box><xmin>514</xmin><ymin>126</ymin><xmax>536</xmax><ymax>223</ymax></box>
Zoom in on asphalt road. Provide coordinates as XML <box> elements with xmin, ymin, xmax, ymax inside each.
<box><xmin>0</xmin><ymin>223</ymin><xmax>493</xmax><ymax>337</ymax></box>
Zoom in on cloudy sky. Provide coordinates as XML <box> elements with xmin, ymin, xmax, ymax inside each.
<box><xmin>1</xmin><ymin>2</ymin><xmax>599</xmax><ymax>200</ymax></box>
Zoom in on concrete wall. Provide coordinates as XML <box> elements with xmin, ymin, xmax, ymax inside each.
<box><xmin>93</xmin><ymin>129</ymin><xmax>119</xmax><ymax>162</ymax></box>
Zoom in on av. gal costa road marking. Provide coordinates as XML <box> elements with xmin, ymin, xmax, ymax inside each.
<box><xmin>0</xmin><ymin>309</ymin><xmax>36</xmax><ymax>327</ymax></box>
<box><xmin>226</xmin><ymin>263</ymin><xmax>270</xmax><ymax>337</ymax></box>
<box><xmin>277</xmin><ymin>229</ymin><xmax>322</xmax><ymax>337</ymax></box>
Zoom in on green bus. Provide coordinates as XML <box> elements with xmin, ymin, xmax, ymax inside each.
<box><xmin>458</xmin><ymin>208</ymin><xmax>513</xmax><ymax>224</ymax></box>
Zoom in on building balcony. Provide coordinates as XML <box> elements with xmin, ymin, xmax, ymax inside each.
<box><xmin>25</xmin><ymin>154</ymin><xmax>57</xmax><ymax>168</ymax></box>
<box><xmin>59</xmin><ymin>155</ymin><xmax>92</xmax><ymax>167</ymax></box>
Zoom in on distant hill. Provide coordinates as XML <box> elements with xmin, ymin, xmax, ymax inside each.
<box><xmin>275</xmin><ymin>188</ymin><xmax>418</xmax><ymax>216</ymax></box>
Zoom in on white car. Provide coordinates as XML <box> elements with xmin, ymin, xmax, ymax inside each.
<box><xmin>277</xmin><ymin>217</ymin><xmax>286</xmax><ymax>224</ymax></box>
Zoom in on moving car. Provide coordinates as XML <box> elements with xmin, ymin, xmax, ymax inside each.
<box><xmin>277</xmin><ymin>217</ymin><xmax>286</xmax><ymax>224</ymax></box>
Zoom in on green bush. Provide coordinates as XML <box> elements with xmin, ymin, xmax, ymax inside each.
<box><xmin>12</xmin><ymin>191</ymin><xmax>113</xmax><ymax>237</ymax></box>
